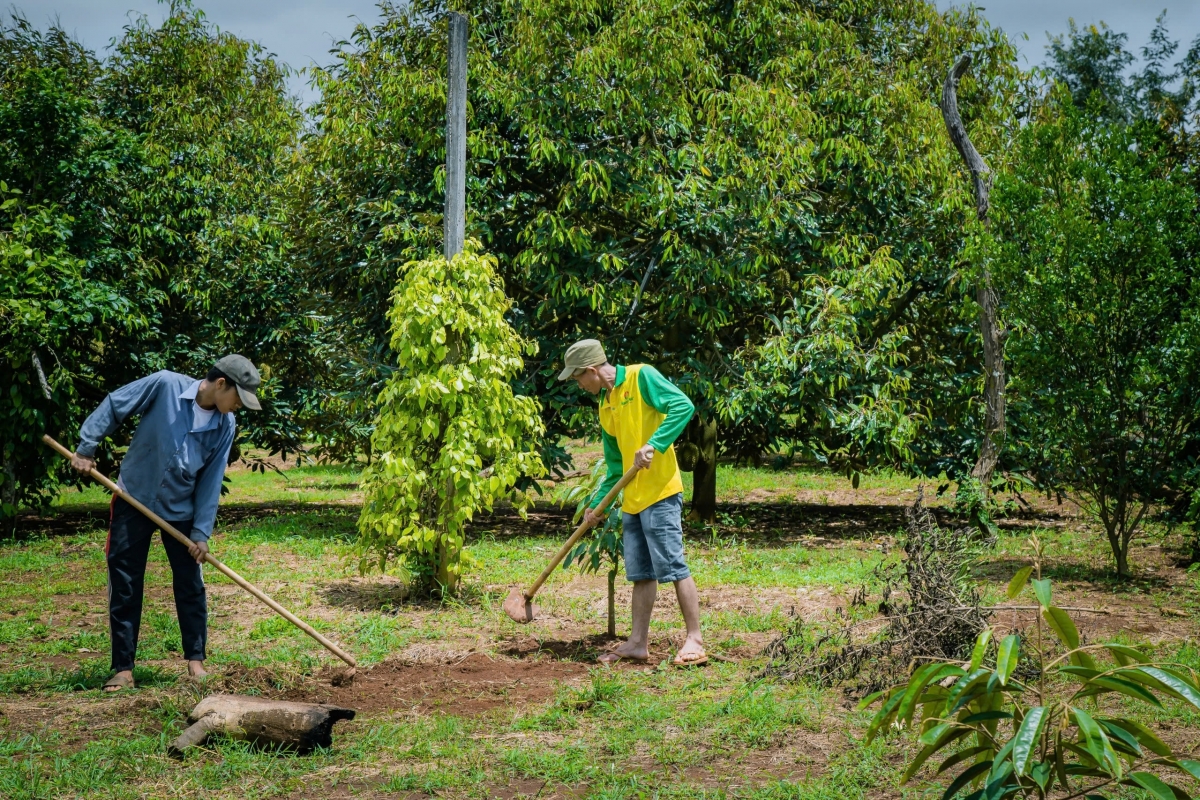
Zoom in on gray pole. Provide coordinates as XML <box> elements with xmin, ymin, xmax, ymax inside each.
<box><xmin>444</xmin><ymin>12</ymin><xmax>467</xmax><ymax>260</ymax></box>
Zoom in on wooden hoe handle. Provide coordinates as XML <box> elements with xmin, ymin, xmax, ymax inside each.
<box><xmin>42</xmin><ymin>434</ymin><xmax>357</xmax><ymax>668</ymax></box>
<box><xmin>522</xmin><ymin>465</ymin><xmax>641</xmax><ymax>601</ymax></box>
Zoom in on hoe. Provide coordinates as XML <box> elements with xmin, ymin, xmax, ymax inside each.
<box><xmin>502</xmin><ymin>465</ymin><xmax>639</xmax><ymax>623</ymax></box>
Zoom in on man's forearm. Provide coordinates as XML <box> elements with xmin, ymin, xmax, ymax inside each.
<box><xmin>76</xmin><ymin>372</ymin><xmax>163</xmax><ymax>456</ymax></box>
<box><xmin>76</xmin><ymin>396</ymin><xmax>120</xmax><ymax>457</ymax></box>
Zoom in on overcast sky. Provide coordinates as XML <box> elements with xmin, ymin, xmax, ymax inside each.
<box><xmin>9</xmin><ymin>1</ymin><xmax>1200</xmax><ymax>104</ymax></box>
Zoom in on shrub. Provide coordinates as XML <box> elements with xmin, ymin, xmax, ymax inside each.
<box><xmin>357</xmin><ymin>243</ymin><xmax>544</xmax><ymax>594</ymax></box>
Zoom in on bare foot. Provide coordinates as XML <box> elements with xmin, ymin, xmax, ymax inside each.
<box><xmin>598</xmin><ymin>641</ymin><xmax>649</xmax><ymax>665</ymax></box>
<box><xmin>187</xmin><ymin>660</ymin><xmax>208</xmax><ymax>683</ymax></box>
<box><xmin>103</xmin><ymin>670</ymin><xmax>135</xmax><ymax>692</ymax></box>
<box><xmin>673</xmin><ymin>637</ymin><xmax>707</xmax><ymax>667</ymax></box>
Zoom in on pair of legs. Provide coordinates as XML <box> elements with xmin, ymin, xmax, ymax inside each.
<box><xmin>602</xmin><ymin>493</ymin><xmax>705</xmax><ymax>665</ymax></box>
<box><xmin>106</xmin><ymin>497</ymin><xmax>208</xmax><ymax>690</ymax></box>
<box><xmin>605</xmin><ymin>576</ymin><xmax>705</xmax><ymax>663</ymax></box>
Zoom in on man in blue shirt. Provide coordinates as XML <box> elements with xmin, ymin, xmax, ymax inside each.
<box><xmin>71</xmin><ymin>355</ymin><xmax>262</xmax><ymax>691</ymax></box>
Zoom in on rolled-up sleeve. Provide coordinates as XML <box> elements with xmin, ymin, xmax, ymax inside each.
<box><xmin>189</xmin><ymin>420</ymin><xmax>234</xmax><ymax>542</ymax></box>
<box><xmin>76</xmin><ymin>372</ymin><xmax>164</xmax><ymax>457</ymax></box>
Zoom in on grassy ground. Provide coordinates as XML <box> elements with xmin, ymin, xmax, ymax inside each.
<box><xmin>2</xmin><ymin>453</ymin><xmax>1198</xmax><ymax>799</ymax></box>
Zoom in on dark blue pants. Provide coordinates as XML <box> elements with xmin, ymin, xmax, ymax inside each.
<box><xmin>106</xmin><ymin>497</ymin><xmax>207</xmax><ymax>671</ymax></box>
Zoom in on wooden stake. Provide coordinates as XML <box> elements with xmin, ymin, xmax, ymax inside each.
<box><xmin>42</xmin><ymin>435</ymin><xmax>357</xmax><ymax>668</ymax></box>
<box><xmin>444</xmin><ymin>11</ymin><xmax>467</xmax><ymax>260</ymax></box>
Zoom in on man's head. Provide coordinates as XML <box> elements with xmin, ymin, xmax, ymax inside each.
<box><xmin>558</xmin><ymin>339</ymin><xmax>609</xmax><ymax>395</ymax></box>
<box><xmin>205</xmin><ymin>354</ymin><xmax>262</xmax><ymax>413</ymax></box>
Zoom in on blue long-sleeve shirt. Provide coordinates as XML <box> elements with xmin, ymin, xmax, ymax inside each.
<box><xmin>76</xmin><ymin>371</ymin><xmax>235</xmax><ymax>542</ymax></box>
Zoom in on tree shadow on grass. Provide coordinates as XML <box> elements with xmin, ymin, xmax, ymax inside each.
<box><xmin>8</xmin><ymin>503</ymin><xmax>358</xmax><ymax>543</ymax></box>
<box><xmin>322</xmin><ymin>577</ymin><xmax>410</xmax><ymax>612</ymax></box>
<box><xmin>499</xmin><ymin>632</ymin><xmax>617</xmax><ymax>662</ymax></box>
<box><xmin>468</xmin><ymin>501</ymin><xmax>915</xmax><ymax>548</ymax></box>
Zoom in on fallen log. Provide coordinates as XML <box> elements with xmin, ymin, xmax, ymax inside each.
<box><xmin>169</xmin><ymin>694</ymin><xmax>355</xmax><ymax>757</ymax></box>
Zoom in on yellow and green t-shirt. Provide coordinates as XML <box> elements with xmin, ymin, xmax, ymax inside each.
<box><xmin>592</xmin><ymin>364</ymin><xmax>694</xmax><ymax>515</ymax></box>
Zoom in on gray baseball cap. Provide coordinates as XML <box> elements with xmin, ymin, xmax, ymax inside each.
<box><xmin>557</xmin><ymin>339</ymin><xmax>607</xmax><ymax>381</ymax></box>
<box><xmin>213</xmin><ymin>354</ymin><xmax>262</xmax><ymax>410</ymax></box>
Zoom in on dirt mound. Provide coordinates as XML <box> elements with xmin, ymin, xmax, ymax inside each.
<box><xmin>289</xmin><ymin>653</ymin><xmax>589</xmax><ymax>716</ymax></box>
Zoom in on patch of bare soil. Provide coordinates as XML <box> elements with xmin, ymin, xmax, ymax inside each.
<box><xmin>286</xmin><ymin>653</ymin><xmax>589</xmax><ymax>716</ymax></box>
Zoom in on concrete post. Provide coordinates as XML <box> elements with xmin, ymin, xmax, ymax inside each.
<box><xmin>444</xmin><ymin>12</ymin><xmax>467</xmax><ymax>260</ymax></box>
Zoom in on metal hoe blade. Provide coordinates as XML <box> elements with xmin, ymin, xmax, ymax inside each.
<box><xmin>502</xmin><ymin>587</ymin><xmax>538</xmax><ymax>623</ymax></box>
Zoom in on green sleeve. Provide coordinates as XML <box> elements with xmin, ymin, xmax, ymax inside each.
<box><xmin>638</xmin><ymin>366</ymin><xmax>695</xmax><ymax>453</ymax></box>
<box><xmin>590</xmin><ymin>428</ymin><xmax>625</xmax><ymax>508</ymax></box>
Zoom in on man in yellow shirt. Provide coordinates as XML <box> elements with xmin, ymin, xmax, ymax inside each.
<box><xmin>559</xmin><ymin>339</ymin><xmax>706</xmax><ymax>666</ymax></box>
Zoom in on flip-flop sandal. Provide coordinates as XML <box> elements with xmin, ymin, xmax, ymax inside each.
<box><xmin>598</xmin><ymin>651</ymin><xmax>649</xmax><ymax>666</ymax></box>
<box><xmin>672</xmin><ymin>650</ymin><xmax>709</xmax><ymax>668</ymax></box>
<box><xmin>103</xmin><ymin>673</ymin><xmax>136</xmax><ymax>692</ymax></box>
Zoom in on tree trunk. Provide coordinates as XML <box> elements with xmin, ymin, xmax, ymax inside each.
<box><xmin>607</xmin><ymin>566</ymin><xmax>617</xmax><ymax>638</ymax></box>
<box><xmin>436</xmin><ymin>474</ymin><xmax>459</xmax><ymax>594</ymax></box>
<box><xmin>940</xmin><ymin>54</ymin><xmax>1006</xmax><ymax>497</ymax></box>
<box><xmin>1105</xmin><ymin>520</ymin><xmax>1132</xmax><ymax>579</ymax></box>
<box><xmin>687</xmin><ymin>415</ymin><xmax>718</xmax><ymax>523</ymax></box>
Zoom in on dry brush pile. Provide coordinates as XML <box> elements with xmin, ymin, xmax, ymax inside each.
<box><xmin>759</xmin><ymin>489</ymin><xmax>992</xmax><ymax>695</ymax></box>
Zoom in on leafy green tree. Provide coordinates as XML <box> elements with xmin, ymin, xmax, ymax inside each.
<box><xmin>0</xmin><ymin>13</ymin><xmax>145</xmax><ymax>509</ymax></box>
<box><xmin>98</xmin><ymin>2</ymin><xmax>312</xmax><ymax>456</ymax></box>
<box><xmin>0</xmin><ymin>186</ymin><xmax>140</xmax><ymax>518</ymax></box>
<box><xmin>988</xmin><ymin>92</ymin><xmax>1200</xmax><ymax>577</ymax></box>
<box><xmin>296</xmin><ymin>0</ymin><xmax>1019</xmax><ymax>497</ymax></box>
<box><xmin>357</xmin><ymin>244</ymin><xmax>544</xmax><ymax>593</ymax></box>
<box><xmin>1045</xmin><ymin>14</ymin><xmax>1200</xmax><ymax>125</ymax></box>
<box><xmin>0</xmin><ymin>5</ymin><xmax>315</xmax><ymax>513</ymax></box>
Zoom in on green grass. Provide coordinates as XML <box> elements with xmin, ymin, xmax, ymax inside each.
<box><xmin>2</xmin><ymin>453</ymin><xmax>1196</xmax><ymax>799</ymax></box>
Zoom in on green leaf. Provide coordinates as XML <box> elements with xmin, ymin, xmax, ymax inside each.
<box><xmin>1097</xmin><ymin>719</ymin><xmax>1143</xmax><ymax>756</ymax></box>
<box><xmin>1031</xmin><ymin>578</ymin><xmax>1052</xmax><ymax>609</ymax></box>
<box><xmin>1013</xmin><ymin>706</ymin><xmax>1049</xmax><ymax>776</ymax></box>
<box><xmin>856</xmin><ymin>689</ymin><xmax>887</xmax><ymax>710</ymax></box>
<box><xmin>1103</xmin><ymin>644</ymin><xmax>1147</xmax><ymax>666</ymax></box>
<box><xmin>918</xmin><ymin>722</ymin><xmax>953</xmax><ymax>747</ymax></box>
<box><xmin>937</xmin><ymin>746</ymin><xmax>993</xmax><ymax>776</ymax></box>
<box><xmin>904</xmin><ymin>730</ymin><xmax>975</xmax><ymax>785</ymax></box>
<box><xmin>1101</xmin><ymin>718</ymin><xmax>1171</xmax><ymax>757</ymax></box>
<box><xmin>1030</xmin><ymin>761</ymin><xmax>1053</xmax><ymax>792</ymax></box>
<box><xmin>900</xmin><ymin>663</ymin><xmax>965</xmax><ymax>724</ymax></box>
<box><xmin>996</xmin><ymin>635</ymin><xmax>1019</xmax><ymax>686</ymax></box>
<box><xmin>1073</xmin><ymin>707</ymin><xmax>1121</xmax><ymax>778</ymax></box>
<box><xmin>941</xmin><ymin>761</ymin><xmax>991</xmax><ymax>800</ymax></box>
<box><xmin>983</xmin><ymin>760</ymin><xmax>1014</xmax><ymax>799</ymax></box>
<box><xmin>961</xmin><ymin>711</ymin><xmax>1012</xmax><ymax>724</ymax></box>
<box><xmin>1085</xmin><ymin>676</ymin><xmax>1162</xmax><ymax>708</ymax></box>
<box><xmin>1006</xmin><ymin>566</ymin><xmax>1033</xmax><ymax>599</ymax></box>
<box><xmin>1042</xmin><ymin>606</ymin><xmax>1080</xmax><ymax>649</ymax></box>
<box><xmin>865</xmin><ymin>689</ymin><xmax>905</xmax><ymax>742</ymax></box>
<box><xmin>1136</xmin><ymin>667</ymin><xmax>1200</xmax><ymax>710</ymax></box>
<box><xmin>1127</xmin><ymin>772</ymin><xmax>1178</xmax><ymax>800</ymax></box>
<box><xmin>969</xmin><ymin>629</ymin><xmax>993</xmax><ymax>671</ymax></box>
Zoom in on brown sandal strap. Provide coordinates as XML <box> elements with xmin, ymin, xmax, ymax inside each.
<box><xmin>103</xmin><ymin>673</ymin><xmax>135</xmax><ymax>691</ymax></box>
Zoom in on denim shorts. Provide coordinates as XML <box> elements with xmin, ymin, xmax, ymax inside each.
<box><xmin>622</xmin><ymin>493</ymin><xmax>690</xmax><ymax>583</ymax></box>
